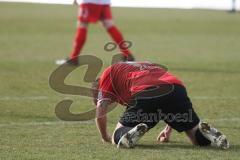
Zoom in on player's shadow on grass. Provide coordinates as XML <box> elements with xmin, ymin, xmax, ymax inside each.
<box><xmin>136</xmin><ymin>143</ymin><xmax>240</xmax><ymax>151</ymax></box>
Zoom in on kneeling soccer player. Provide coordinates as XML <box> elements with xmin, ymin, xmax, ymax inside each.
<box><xmin>92</xmin><ymin>61</ymin><xmax>229</xmax><ymax>149</ymax></box>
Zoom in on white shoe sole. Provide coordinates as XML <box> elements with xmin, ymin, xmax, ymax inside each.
<box><xmin>117</xmin><ymin>123</ymin><xmax>148</xmax><ymax>148</ymax></box>
<box><xmin>199</xmin><ymin>122</ymin><xmax>229</xmax><ymax>149</ymax></box>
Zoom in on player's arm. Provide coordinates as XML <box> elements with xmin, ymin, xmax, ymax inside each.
<box><xmin>157</xmin><ymin>124</ymin><xmax>172</xmax><ymax>143</ymax></box>
<box><xmin>95</xmin><ymin>99</ymin><xmax>112</xmax><ymax>143</ymax></box>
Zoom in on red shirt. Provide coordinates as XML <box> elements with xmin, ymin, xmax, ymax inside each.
<box><xmin>98</xmin><ymin>62</ymin><xmax>184</xmax><ymax>105</ymax></box>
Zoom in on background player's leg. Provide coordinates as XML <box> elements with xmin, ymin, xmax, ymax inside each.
<box><xmin>69</xmin><ymin>21</ymin><xmax>88</xmax><ymax>62</ymax></box>
<box><xmin>102</xmin><ymin>19</ymin><xmax>134</xmax><ymax>61</ymax></box>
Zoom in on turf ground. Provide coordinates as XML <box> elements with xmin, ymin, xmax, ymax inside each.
<box><xmin>0</xmin><ymin>2</ymin><xmax>240</xmax><ymax>159</ymax></box>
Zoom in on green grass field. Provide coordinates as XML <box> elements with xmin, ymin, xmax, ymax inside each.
<box><xmin>0</xmin><ymin>2</ymin><xmax>240</xmax><ymax>159</ymax></box>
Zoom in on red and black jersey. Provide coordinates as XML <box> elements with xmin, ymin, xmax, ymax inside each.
<box><xmin>98</xmin><ymin>62</ymin><xmax>184</xmax><ymax>105</ymax></box>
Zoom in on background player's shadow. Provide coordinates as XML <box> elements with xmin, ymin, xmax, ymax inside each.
<box><xmin>136</xmin><ymin>143</ymin><xmax>239</xmax><ymax>151</ymax></box>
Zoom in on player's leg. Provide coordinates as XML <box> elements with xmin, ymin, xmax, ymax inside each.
<box><xmin>68</xmin><ymin>3</ymin><xmax>93</xmax><ymax>64</ymax></box>
<box><xmin>185</xmin><ymin>122</ymin><xmax>229</xmax><ymax>149</ymax></box>
<box><xmin>69</xmin><ymin>21</ymin><xmax>88</xmax><ymax>63</ymax></box>
<box><xmin>112</xmin><ymin>122</ymin><xmax>148</xmax><ymax>148</ymax></box>
<box><xmin>112</xmin><ymin>98</ymin><xmax>161</xmax><ymax>148</ymax></box>
<box><xmin>101</xmin><ymin>6</ymin><xmax>135</xmax><ymax>61</ymax></box>
<box><xmin>161</xmin><ymin>84</ymin><xmax>229</xmax><ymax>149</ymax></box>
<box><xmin>112</xmin><ymin>106</ymin><xmax>149</xmax><ymax>148</ymax></box>
<box><xmin>56</xmin><ymin>4</ymin><xmax>90</xmax><ymax>65</ymax></box>
<box><xmin>102</xmin><ymin>20</ymin><xmax>135</xmax><ymax>61</ymax></box>
<box><xmin>112</xmin><ymin>122</ymin><xmax>131</xmax><ymax>145</ymax></box>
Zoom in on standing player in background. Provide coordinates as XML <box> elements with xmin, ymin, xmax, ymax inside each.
<box><xmin>56</xmin><ymin>0</ymin><xmax>135</xmax><ymax>65</ymax></box>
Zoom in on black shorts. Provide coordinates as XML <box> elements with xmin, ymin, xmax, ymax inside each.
<box><xmin>119</xmin><ymin>84</ymin><xmax>200</xmax><ymax>132</ymax></box>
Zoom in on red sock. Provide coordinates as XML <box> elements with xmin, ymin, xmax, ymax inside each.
<box><xmin>107</xmin><ymin>26</ymin><xmax>131</xmax><ymax>56</ymax></box>
<box><xmin>70</xmin><ymin>27</ymin><xmax>87</xmax><ymax>61</ymax></box>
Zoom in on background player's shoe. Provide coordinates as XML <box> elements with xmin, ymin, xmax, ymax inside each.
<box><xmin>55</xmin><ymin>58</ymin><xmax>79</xmax><ymax>66</ymax></box>
<box><xmin>199</xmin><ymin>122</ymin><xmax>229</xmax><ymax>149</ymax></box>
<box><xmin>117</xmin><ymin>123</ymin><xmax>148</xmax><ymax>148</ymax></box>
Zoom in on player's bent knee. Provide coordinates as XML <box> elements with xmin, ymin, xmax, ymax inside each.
<box><xmin>102</xmin><ymin>19</ymin><xmax>114</xmax><ymax>29</ymax></box>
<box><xmin>77</xmin><ymin>21</ymin><xmax>88</xmax><ymax>28</ymax></box>
<box><xmin>112</xmin><ymin>126</ymin><xmax>132</xmax><ymax>144</ymax></box>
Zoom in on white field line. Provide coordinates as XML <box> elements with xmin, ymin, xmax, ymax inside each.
<box><xmin>0</xmin><ymin>96</ymin><xmax>48</xmax><ymax>101</ymax></box>
<box><xmin>192</xmin><ymin>96</ymin><xmax>239</xmax><ymax>100</ymax></box>
<box><xmin>205</xmin><ymin>118</ymin><xmax>240</xmax><ymax>122</ymax></box>
<box><xmin>0</xmin><ymin>96</ymin><xmax>239</xmax><ymax>101</ymax></box>
<box><xmin>0</xmin><ymin>118</ymin><xmax>239</xmax><ymax>128</ymax></box>
<box><xmin>0</xmin><ymin>120</ymin><xmax>94</xmax><ymax>127</ymax></box>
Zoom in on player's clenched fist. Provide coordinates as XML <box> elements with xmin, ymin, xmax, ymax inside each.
<box><xmin>157</xmin><ymin>125</ymin><xmax>172</xmax><ymax>143</ymax></box>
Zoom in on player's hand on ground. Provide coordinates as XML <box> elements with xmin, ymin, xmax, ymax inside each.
<box><xmin>157</xmin><ymin>125</ymin><xmax>172</xmax><ymax>143</ymax></box>
<box><xmin>101</xmin><ymin>134</ymin><xmax>112</xmax><ymax>143</ymax></box>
